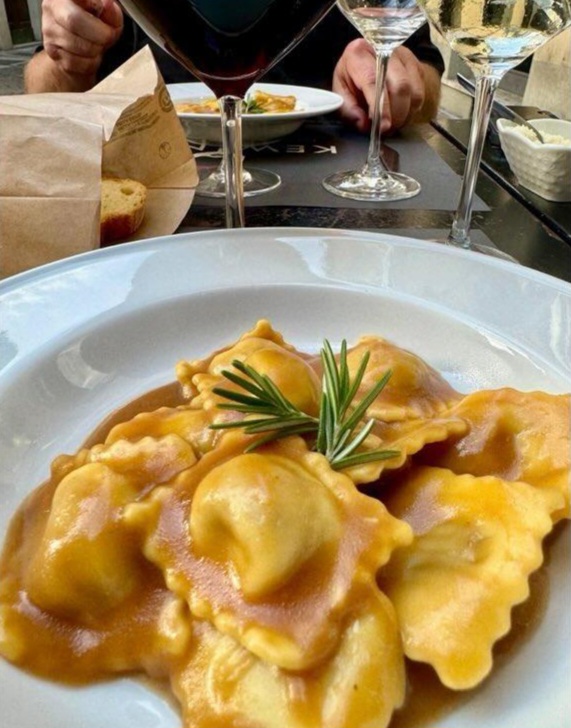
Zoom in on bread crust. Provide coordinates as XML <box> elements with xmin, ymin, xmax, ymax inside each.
<box><xmin>100</xmin><ymin>177</ymin><xmax>147</xmax><ymax>244</ymax></box>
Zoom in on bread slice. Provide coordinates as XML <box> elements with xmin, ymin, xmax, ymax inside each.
<box><xmin>100</xmin><ymin>177</ymin><xmax>147</xmax><ymax>244</ymax></box>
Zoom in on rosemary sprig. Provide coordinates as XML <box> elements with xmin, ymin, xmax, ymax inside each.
<box><xmin>243</xmin><ymin>97</ymin><xmax>266</xmax><ymax>114</ymax></box>
<box><xmin>316</xmin><ymin>340</ymin><xmax>396</xmax><ymax>469</ymax></box>
<box><xmin>211</xmin><ymin>360</ymin><xmax>319</xmax><ymax>447</ymax></box>
<box><xmin>210</xmin><ymin>340</ymin><xmax>399</xmax><ymax>470</ymax></box>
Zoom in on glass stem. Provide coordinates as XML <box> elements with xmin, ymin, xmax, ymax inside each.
<box><xmin>449</xmin><ymin>74</ymin><xmax>499</xmax><ymax>248</ymax></box>
<box><xmin>363</xmin><ymin>50</ymin><xmax>390</xmax><ymax>177</ymax></box>
<box><xmin>219</xmin><ymin>95</ymin><xmax>245</xmax><ymax>228</ymax></box>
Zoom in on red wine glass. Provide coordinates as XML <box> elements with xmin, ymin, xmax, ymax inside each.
<box><xmin>118</xmin><ymin>0</ymin><xmax>338</xmax><ymax>227</ymax></box>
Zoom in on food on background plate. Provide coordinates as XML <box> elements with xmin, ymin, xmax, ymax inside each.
<box><xmin>247</xmin><ymin>89</ymin><xmax>297</xmax><ymax>113</ymax></box>
<box><xmin>0</xmin><ymin>320</ymin><xmax>568</xmax><ymax>728</ymax></box>
<box><xmin>100</xmin><ymin>176</ymin><xmax>147</xmax><ymax>244</ymax></box>
<box><xmin>176</xmin><ymin>96</ymin><xmax>219</xmax><ymax>114</ymax></box>
<box><xmin>175</xmin><ymin>88</ymin><xmax>297</xmax><ymax>115</ymax></box>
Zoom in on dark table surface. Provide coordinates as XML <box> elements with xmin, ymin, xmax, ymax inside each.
<box><xmin>433</xmin><ymin>115</ymin><xmax>571</xmax><ymax>252</ymax></box>
<box><xmin>177</xmin><ymin>118</ymin><xmax>571</xmax><ymax>283</ymax></box>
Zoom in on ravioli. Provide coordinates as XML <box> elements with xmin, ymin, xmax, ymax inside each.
<box><xmin>0</xmin><ymin>463</ymin><xmax>192</xmax><ymax>681</ymax></box>
<box><xmin>105</xmin><ymin>405</ymin><xmax>223</xmax><ymax>455</ymax></box>
<box><xmin>0</xmin><ymin>322</ymin><xmax>568</xmax><ymax>728</ymax></box>
<box><xmin>176</xmin><ymin>319</ymin><xmax>320</xmax><ymax>417</ymax></box>
<box><xmin>345</xmin><ymin>414</ymin><xmax>469</xmax><ymax>485</ymax></box>
<box><xmin>346</xmin><ymin>336</ymin><xmax>461</xmax><ymax>422</ymax></box>
<box><xmin>23</xmin><ymin>435</ymin><xmax>197</xmax><ymax>623</ymax></box>
<box><xmin>171</xmin><ymin>590</ymin><xmax>405</xmax><ymax>728</ymax></box>
<box><xmin>129</xmin><ymin>433</ymin><xmax>412</xmax><ymax>671</ymax></box>
<box><xmin>416</xmin><ymin>388</ymin><xmax>571</xmax><ymax>521</ymax></box>
<box><xmin>379</xmin><ymin>465</ymin><xmax>564</xmax><ymax>689</ymax></box>
<box><xmin>174</xmin><ymin>89</ymin><xmax>297</xmax><ymax>115</ymax></box>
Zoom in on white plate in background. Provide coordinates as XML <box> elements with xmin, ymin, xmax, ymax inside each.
<box><xmin>168</xmin><ymin>82</ymin><xmax>343</xmax><ymax>145</ymax></box>
<box><xmin>0</xmin><ymin>228</ymin><xmax>569</xmax><ymax>728</ymax></box>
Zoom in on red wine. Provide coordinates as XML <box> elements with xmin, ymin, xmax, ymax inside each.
<box><xmin>119</xmin><ymin>0</ymin><xmax>337</xmax><ymax>97</ymax></box>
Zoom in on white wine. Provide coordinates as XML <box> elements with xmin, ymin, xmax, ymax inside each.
<box><xmin>417</xmin><ymin>0</ymin><xmax>571</xmax><ymax>74</ymax></box>
<box><xmin>337</xmin><ymin>0</ymin><xmax>427</xmax><ymax>52</ymax></box>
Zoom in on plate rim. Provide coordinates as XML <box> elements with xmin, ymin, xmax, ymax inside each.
<box><xmin>2</xmin><ymin>227</ymin><xmax>569</xmax><ymax>295</ymax></box>
<box><xmin>0</xmin><ymin>226</ymin><xmax>569</xmax><ymax>728</ymax></box>
<box><xmin>2</xmin><ymin>227</ymin><xmax>570</xmax><ymax>387</ymax></box>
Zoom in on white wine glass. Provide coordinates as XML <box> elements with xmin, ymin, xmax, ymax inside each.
<box><xmin>416</xmin><ymin>0</ymin><xmax>571</xmax><ymax>257</ymax></box>
<box><xmin>119</xmin><ymin>0</ymin><xmax>338</xmax><ymax>227</ymax></box>
<box><xmin>323</xmin><ymin>0</ymin><xmax>427</xmax><ymax>201</ymax></box>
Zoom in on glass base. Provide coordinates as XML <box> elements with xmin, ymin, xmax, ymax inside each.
<box><xmin>446</xmin><ymin>221</ymin><xmax>519</xmax><ymax>262</ymax></box>
<box><xmin>197</xmin><ymin>167</ymin><xmax>281</xmax><ymax>198</ymax></box>
<box><xmin>445</xmin><ymin>238</ymin><xmax>519</xmax><ymax>262</ymax></box>
<box><xmin>322</xmin><ymin>169</ymin><xmax>421</xmax><ymax>202</ymax></box>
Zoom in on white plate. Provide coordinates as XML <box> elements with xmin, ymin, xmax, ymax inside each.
<box><xmin>167</xmin><ymin>82</ymin><xmax>343</xmax><ymax>145</ymax></box>
<box><xmin>0</xmin><ymin>228</ymin><xmax>570</xmax><ymax>728</ymax></box>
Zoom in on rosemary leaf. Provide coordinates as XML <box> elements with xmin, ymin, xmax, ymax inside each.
<box><xmin>243</xmin><ymin>97</ymin><xmax>265</xmax><ymax>114</ymax></box>
<box><xmin>212</xmin><ymin>415</ymin><xmax>309</xmax><ymax>431</ymax></box>
<box><xmin>341</xmin><ymin>368</ymin><xmax>392</xmax><ymax>435</ymax></box>
<box><xmin>212</xmin><ymin>389</ymin><xmax>274</xmax><ymax>408</ymax></box>
<box><xmin>343</xmin><ymin>350</ymin><xmax>370</xmax><ymax>412</ymax></box>
<box><xmin>213</xmin><ymin>370</ymin><xmax>267</xmax><ymax>398</ymax></box>
<box><xmin>315</xmin><ymin>389</ymin><xmax>329</xmax><ymax>454</ymax></box>
<box><xmin>231</xmin><ymin>360</ymin><xmax>275</xmax><ymax>391</ymax></box>
<box><xmin>210</xmin><ymin>340</ymin><xmax>398</xmax><ymax>470</ymax></box>
<box><xmin>331</xmin><ymin>448</ymin><xmax>400</xmax><ymax>470</ymax></box>
<box><xmin>329</xmin><ymin>418</ymin><xmax>375</xmax><ymax>463</ymax></box>
<box><xmin>243</xmin><ymin>423</ymin><xmax>321</xmax><ymax>452</ymax></box>
<box><xmin>240</xmin><ymin>417</ymin><xmax>317</xmax><ymax>434</ymax></box>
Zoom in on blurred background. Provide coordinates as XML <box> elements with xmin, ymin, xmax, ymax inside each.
<box><xmin>1</xmin><ymin>0</ymin><xmax>569</xmax><ymax>119</ymax></box>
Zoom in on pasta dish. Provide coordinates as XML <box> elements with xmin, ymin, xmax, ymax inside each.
<box><xmin>175</xmin><ymin>89</ymin><xmax>298</xmax><ymax>115</ymax></box>
<box><xmin>0</xmin><ymin>320</ymin><xmax>568</xmax><ymax>727</ymax></box>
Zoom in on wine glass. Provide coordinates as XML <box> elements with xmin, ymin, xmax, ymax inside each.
<box><xmin>187</xmin><ymin>92</ymin><xmax>282</xmax><ymax>199</ymax></box>
<box><xmin>118</xmin><ymin>0</ymin><xmax>338</xmax><ymax>227</ymax></box>
<box><xmin>323</xmin><ymin>0</ymin><xmax>427</xmax><ymax>201</ymax></box>
<box><xmin>416</xmin><ymin>0</ymin><xmax>571</xmax><ymax>256</ymax></box>
<box><xmin>197</xmin><ymin>159</ymin><xmax>281</xmax><ymax>199</ymax></box>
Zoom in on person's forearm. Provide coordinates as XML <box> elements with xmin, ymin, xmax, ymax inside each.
<box><xmin>24</xmin><ymin>51</ymin><xmax>97</xmax><ymax>93</ymax></box>
<box><xmin>411</xmin><ymin>63</ymin><xmax>442</xmax><ymax>124</ymax></box>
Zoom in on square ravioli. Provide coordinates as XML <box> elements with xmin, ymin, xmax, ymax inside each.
<box><xmin>379</xmin><ymin>465</ymin><xmax>564</xmax><ymax>689</ymax></box>
<box><xmin>1</xmin><ymin>321</ymin><xmax>568</xmax><ymax>728</ymax></box>
<box><xmin>416</xmin><ymin>388</ymin><xmax>571</xmax><ymax>522</ymax></box>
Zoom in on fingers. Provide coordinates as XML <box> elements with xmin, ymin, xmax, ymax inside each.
<box><xmin>333</xmin><ymin>39</ymin><xmax>428</xmax><ymax>134</ymax></box>
<box><xmin>41</xmin><ymin>0</ymin><xmax>123</xmax><ymax>77</ymax></box>
<box><xmin>333</xmin><ymin>39</ymin><xmax>376</xmax><ymax>133</ymax></box>
<box><xmin>43</xmin><ymin>0</ymin><xmax>116</xmax><ymax>45</ymax></box>
<box><xmin>385</xmin><ymin>46</ymin><xmax>425</xmax><ymax>131</ymax></box>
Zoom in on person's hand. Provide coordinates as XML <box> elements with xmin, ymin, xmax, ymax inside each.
<box><xmin>41</xmin><ymin>0</ymin><xmax>124</xmax><ymax>81</ymax></box>
<box><xmin>333</xmin><ymin>38</ymin><xmax>429</xmax><ymax>134</ymax></box>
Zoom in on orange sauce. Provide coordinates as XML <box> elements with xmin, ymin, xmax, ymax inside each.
<box><xmin>390</xmin><ymin>563</ymin><xmax>551</xmax><ymax>728</ymax></box>
<box><xmin>0</xmin><ymin>382</ymin><xmax>563</xmax><ymax>726</ymax></box>
<box><xmin>82</xmin><ymin>382</ymin><xmax>186</xmax><ymax>448</ymax></box>
<box><xmin>0</xmin><ymin>475</ymin><xmax>173</xmax><ymax>683</ymax></box>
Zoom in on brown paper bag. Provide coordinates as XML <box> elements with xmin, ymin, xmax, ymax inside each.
<box><xmin>0</xmin><ymin>46</ymin><xmax>198</xmax><ymax>278</ymax></box>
